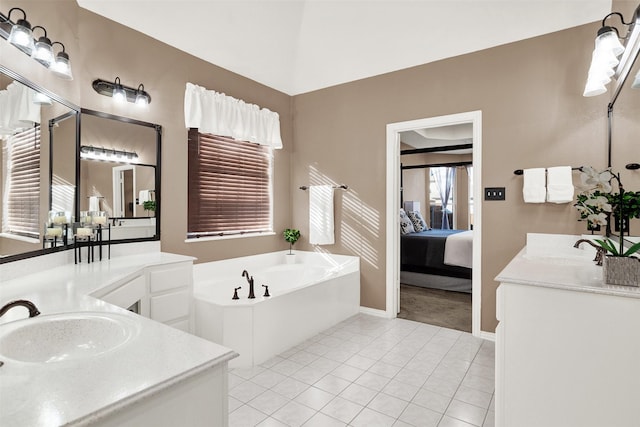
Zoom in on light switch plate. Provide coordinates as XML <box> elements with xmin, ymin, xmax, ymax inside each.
<box><xmin>485</xmin><ymin>187</ymin><xmax>505</xmax><ymax>200</ymax></box>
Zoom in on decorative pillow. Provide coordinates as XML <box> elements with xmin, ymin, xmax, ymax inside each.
<box><xmin>407</xmin><ymin>210</ymin><xmax>428</xmax><ymax>232</ymax></box>
<box><xmin>400</xmin><ymin>216</ymin><xmax>415</xmax><ymax>235</ymax></box>
<box><xmin>400</xmin><ymin>208</ymin><xmax>408</xmax><ymax>219</ymax></box>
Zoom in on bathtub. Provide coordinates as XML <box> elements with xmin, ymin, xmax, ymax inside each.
<box><xmin>193</xmin><ymin>251</ymin><xmax>360</xmax><ymax>368</ymax></box>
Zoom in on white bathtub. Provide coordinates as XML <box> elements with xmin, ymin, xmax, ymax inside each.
<box><xmin>193</xmin><ymin>251</ymin><xmax>360</xmax><ymax>368</ymax></box>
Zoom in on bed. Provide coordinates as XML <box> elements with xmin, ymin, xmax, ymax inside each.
<box><xmin>401</xmin><ymin>229</ymin><xmax>473</xmax><ymax>293</ymax></box>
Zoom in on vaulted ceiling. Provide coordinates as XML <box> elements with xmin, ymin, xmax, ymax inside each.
<box><xmin>77</xmin><ymin>1</ymin><xmax>611</xmax><ymax>95</ymax></box>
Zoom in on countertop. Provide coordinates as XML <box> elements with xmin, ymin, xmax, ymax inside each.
<box><xmin>496</xmin><ymin>233</ymin><xmax>640</xmax><ymax>299</ymax></box>
<box><xmin>0</xmin><ymin>252</ymin><xmax>237</xmax><ymax>427</ymax></box>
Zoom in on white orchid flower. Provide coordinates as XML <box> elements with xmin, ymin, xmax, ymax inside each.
<box><xmin>584</xmin><ymin>196</ymin><xmax>612</xmax><ymax>212</ymax></box>
<box><xmin>587</xmin><ymin>212</ymin><xmax>608</xmax><ymax>226</ymax></box>
<box><xmin>580</xmin><ymin>167</ymin><xmax>613</xmax><ymax>193</ymax></box>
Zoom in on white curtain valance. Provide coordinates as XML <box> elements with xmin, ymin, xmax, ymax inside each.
<box><xmin>184</xmin><ymin>82</ymin><xmax>282</xmax><ymax>149</ymax></box>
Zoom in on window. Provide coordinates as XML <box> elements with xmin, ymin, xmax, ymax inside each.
<box><xmin>1</xmin><ymin>126</ymin><xmax>41</xmax><ymax>239</ymax></box>
<box><xmin>187</xmin><ymin>129</ymin><xmax>273</xmax><ymax>238</ymax></box>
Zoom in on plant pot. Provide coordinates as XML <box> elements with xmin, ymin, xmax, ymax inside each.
<box><xmin>285</xmin><ymin>253</ymin><xmax>296</xmax><ymax>264</ymax></box>
<box><xmin>603</xmin><ymin>255</ymin><xmax>640</xmax><ymax>286</ymax></box>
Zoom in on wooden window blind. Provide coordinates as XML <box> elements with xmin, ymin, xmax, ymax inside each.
<box><xmin>187</xmin><ymin>129</ymin><xmax>273</xmax><ymax>238</ymax></box>
<box><xmin>1</xmin><ymin>126</ymin><xmax>41</xmax><ymax>238</ymax></box>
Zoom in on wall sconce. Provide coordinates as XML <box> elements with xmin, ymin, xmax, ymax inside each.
<box><xmin>0</xmin><ymin>7</ymin><xmax>73</xmax><ymax>80</ymax></box>
<box><xmin>92</xmin><ymin>78</ymin><xmax>152</xmax><ymax>106</ymax></box>
<box><xmin>584</xmin><ymin>6</ymin><xmax>640</xmax><ymax>97</ymax></box>
<box><xmin>80</xmin><ymin>145</ymin><xmax>139</xmax><ymax>163</ymax></box>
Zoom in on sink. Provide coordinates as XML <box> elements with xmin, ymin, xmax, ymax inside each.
<box><xmin>0</xmin><ymin>312</ymin><xmax>139</xmax><ymax>363</ymax></box>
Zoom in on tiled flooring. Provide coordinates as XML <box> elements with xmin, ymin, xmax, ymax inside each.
<box><xmin>228</xmin><ymin>314</ymin><xmax>495</xmax><ymax>427</ymax></box>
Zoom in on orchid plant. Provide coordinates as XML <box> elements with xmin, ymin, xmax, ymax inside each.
<box><xmin>575</xmin><ymin>166</ymin><xmax>640</xmax><ymax>257</ymax></box>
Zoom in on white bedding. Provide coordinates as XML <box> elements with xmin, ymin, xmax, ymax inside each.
<box><xmin>444</xmin><ymin>230</ymin><xmax>473</xmax><ymax>269</ymax></box>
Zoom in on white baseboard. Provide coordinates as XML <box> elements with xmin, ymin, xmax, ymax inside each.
<box><xmin>359</xmin><ymin>306</ymin><xmax>389</xmax><ymax>318</ymax></box>
<box><xmin>479</xmin><ymin>330</ymin><xmax>496</xmax><ymax>342</ymax></box>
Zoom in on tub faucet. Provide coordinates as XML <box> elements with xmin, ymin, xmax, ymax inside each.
<box><xmin>0</xmin><ymin>299</ymin><xmax>41</xmax><ymax>318</ymax></box>
<box><xmin>242</xmin><ymin>270</ymin><xmax>256</xmax><ymax>299</ymax></box>
<box><xmin>574</xmin><ymin>239</ymin><xmax>605</xmax><ymax>266</ymax></box>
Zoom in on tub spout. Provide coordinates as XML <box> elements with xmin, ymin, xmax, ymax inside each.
<box><xmin>242</xmin><ymin>270</ymin><xmax>255</xmax><ymax>299</ymax></box>
<box><xmin>574</xmin><ymin>239</ymin><xmax>605</xmax><ymax>266</ymax></box>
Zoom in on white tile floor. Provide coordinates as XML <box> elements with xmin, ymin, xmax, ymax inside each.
<box><xmin>228</xmin><ymin>314</ymin><xmax>495</xmax><ymax>427</ymax></box>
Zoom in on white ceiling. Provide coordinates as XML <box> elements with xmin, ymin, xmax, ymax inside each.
<box><xmin>401</xmin><ymin>123</ymin><xmax>473</xmax><ymax>153</ymax></box>
<box><xmin>76</xmin><ymin>0</ymin><xmax>611</xmax><ymax>95</ymax></box>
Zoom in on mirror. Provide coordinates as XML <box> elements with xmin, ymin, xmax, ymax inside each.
<box><xmin>79</xmin><ymin>109</ymin><xmax>161</xmax><ymax>242</ymax></box>
<box><xmin>610</xmin><ymin>35</ymin><xmax>640</xmax><ymax>239</ymax></box>
<box><xmin>0</xmin><ymin>65</ymin><xmax>79</xmax><ymax>262</ymax></box>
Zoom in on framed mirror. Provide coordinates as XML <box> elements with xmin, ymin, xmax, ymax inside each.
<box><xmin>609</xmin><ymin>29</ymin><xmax>640</xmax><ymax>240</ymax></box>
<box><xmin>79</xmin><ymin>109</ymin><xmax>161</xmax><ymax>242</ymax></box>
<box><xmin>0</xmin><ymin>65</ymin><xmax>79</xmax><ymax>263</ymax></box>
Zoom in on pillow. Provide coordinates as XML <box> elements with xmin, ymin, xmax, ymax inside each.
<box><xmin>407</xmin><ymin>210</ymin><xmax>428</xmax><ymax>232</ymax></box>
<box><xmin>400</xmin><ymin>208</ymin><xmax>408</xmax><ymax>219</ymax></box>
<box><xmin>400</xmin><ymin>216</ymin><xmax>415</xmax><ymax>235</ymax></box>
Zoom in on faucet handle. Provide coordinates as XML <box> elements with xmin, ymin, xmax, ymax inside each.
<box><xmin>262</xmin><ymin>284</ymin><xmax>270</xmax><ymax>297</ymax></box>
<box><xmin>232</xmin><ymin>286</ymin><xmax>241</xmax><ymax>300</ymax></box>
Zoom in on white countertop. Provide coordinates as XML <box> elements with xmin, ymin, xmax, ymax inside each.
<box><xmin>0</xmin><ymin>252</ymin><xmax>237</xmax><ymax>427</ymax></box>
<box><xmin>496</xmin><ymin>234</ymin><xmax>640</xmax><ymax>299</ymax></box>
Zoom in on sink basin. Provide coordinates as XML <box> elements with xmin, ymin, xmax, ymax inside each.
<box><xmin>0</xmin><ymin>312</ymin><xmax>138</xmax><ymax>363</ymax></box>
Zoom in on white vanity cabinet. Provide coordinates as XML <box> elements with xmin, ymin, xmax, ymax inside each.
<box><xmin>92</xmin><ymin>260</ymin><xmax>194</xmax><ymax>332</ymax></box>
<box><xmin>148</xmin><ymin>262</ymin><xmax>194</xmax><ymax>332</ymax></box>
<box><xmin>496</xmin><ymin>282</ymin><xmax>640</xmax><ymax>427</ymax></box>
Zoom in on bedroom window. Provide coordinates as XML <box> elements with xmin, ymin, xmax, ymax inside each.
<box><xmin>430</xmin><ymin>167</ymin><xmax>455</xmax><ymax>229</ymax></box>
<box><xmin>187</xmin><ymin>129</ymin><xmax>273</xmax><ymax>239</ymax></box>
<box><xmin>1</xmin><ymin>126</ymin><xmax>41</xmax><ymax>239</ymax></box>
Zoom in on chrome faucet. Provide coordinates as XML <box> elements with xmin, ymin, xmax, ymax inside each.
<box><xmin>241</xmin><ymin>270</ymin><xmax>256</xmax><ymax>299</ymax></box>
<box><xmin>0</xmin><ymin>299</ymin><xmax>41</xmax><ymax>318</ymax></box>
<box><xmin>574</xmin><ymin>239</ymin><xmax>605</xmax><ymax>266</ymax></box>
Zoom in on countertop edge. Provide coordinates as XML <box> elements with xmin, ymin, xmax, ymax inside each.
<box><xmin>67</xmin><ymin>350</ymin><xmax>239</xmax><ymax>427</ymax></box>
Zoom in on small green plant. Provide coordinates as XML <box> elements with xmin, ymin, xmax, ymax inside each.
<box><xmin>595</xmin><ymin>238</ymin><xmax>640</xmax><ymax>257</ymax></box>
<box><xmin>143</xmin><ymin>200</ymin><xmax>156</xmax><ymax>216</ymax></box>
<box><xmin>283</xmin><ymin>228</ymin><xmax>300</xmax><ymax>255</ymax></box>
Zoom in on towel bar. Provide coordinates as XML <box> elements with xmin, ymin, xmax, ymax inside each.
<box><xmin>299</xmin><ymin>184</ymin><xmax>348</xmax><ymax>190</ymax></box>
<box><xmin>514</xmin><ymin>167</ymin><xmax>583</xmax><ymax>176</ymax></box>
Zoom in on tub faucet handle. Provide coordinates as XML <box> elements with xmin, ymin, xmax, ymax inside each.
<box><xmin>232</xmin><ymin>286</ymin><xmax>241</xmax><ymax>300</ymax></box>
<box><xmin>262</xmin><ymin>285</ymin><xmax>270</xmax><ymax>297</ymax></box>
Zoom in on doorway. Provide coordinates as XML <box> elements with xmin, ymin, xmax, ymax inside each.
<box><xmin>386</xmin><ymin>111</ymin><xmax>482</xmax><ymax>337</ymax></box>
<box><xmin>112</xmin><ymin>165</ymin><xmax>136</xmax><ymax>218</ymax></box>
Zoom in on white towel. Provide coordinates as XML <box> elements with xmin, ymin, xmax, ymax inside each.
<box><xmin>309</xmin><ymin>185</ymin><xmax>335</xmax><ymax>245</ymax></box>
<box><xmin>138</xmin><ymin>190</ymin><xmax>151</xmax><ymax>205</ymax></box>
<box><xmin>546</xmin><ymin>166</ymin><xmax>574</xmax><ymax>204</ymax></box>
<box><xmin>522</xmin><ymin>168</ymin><xmax>546</xmax><ymax>203</ymax></box>
<box><xmin>89</xmin><ymin>196</ymin><xmax>100</xmax><ymax>212</ymax></box>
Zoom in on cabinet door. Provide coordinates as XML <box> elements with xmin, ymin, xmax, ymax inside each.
<box><xmin>99</xmin><ymin>275</ymin><xmax>149</xmax><ymax>316</ymax></box>
<box><xmin>150</xmin><ymin>290</ymin><xmax>190</xmax><ymax>323</ymax></box>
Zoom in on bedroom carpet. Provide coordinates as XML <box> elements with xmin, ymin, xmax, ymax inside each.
<box><xmin>398</xmin><ymin>284</ymin><xmax>472</xmax><ymax>333</ymax></box>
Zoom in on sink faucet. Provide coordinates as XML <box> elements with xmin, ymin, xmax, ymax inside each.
<box><xmin>574</xmin><ymin>239</ymin><xmax>605</xmax><ymax>266</ymax></box>
<box><xmin>0</xmin><ymin>299</ymin><xmax>41</xmax><ymax>318</ymax></box>
<box><xmin>241</xmin><ymin>270</ymin><xmax>256</xmax><ymax>299</ymax></box>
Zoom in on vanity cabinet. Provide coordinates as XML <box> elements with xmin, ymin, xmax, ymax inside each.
<box><xmin>93</xmin><ymin>260</ymin><xmax>194</xmax><ymax>332</ymax></box>
<box><xmin>495</xmin><ymin>282</ymin><xmax>640</xmax><ymax>427</ymax></box>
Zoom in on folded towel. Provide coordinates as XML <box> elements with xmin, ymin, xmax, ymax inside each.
<box><xmin>546</xmin><ymin>166</ymin><xmax>574</xmax><ymax>204</ymax></box>
<box><xmin>89</xmin><ymin>196</ymin><xmax>100</xmax><ymax>212</ymax></box>
<box><xmin>522</xmin><ymin>168</ymin><xmax>546</xmax><ymax>203</ymax></box>
<box><xmin>138</xmin><ymin>190</ymin><xmax>151</xmax><ymax>205</ymax></box>
<box><xmin>309</xmin><ymin>185</ymin><xmax>335</xmax><ymax>245</ymax></box>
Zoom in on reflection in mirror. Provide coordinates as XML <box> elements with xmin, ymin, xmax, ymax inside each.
<box><xmin>610</xmin><ymin>34</ymin><xmax>640</xmax><ymax>240</ymax></box>
<box><xmin>79</xmin><ymin>110</ymin><xmax>160</xmax><ymax>242</ymax></box>
<box><xmin>0</xmin><ymin>66</ymin><xmax>78</xmax><ymax>261</ymax></box>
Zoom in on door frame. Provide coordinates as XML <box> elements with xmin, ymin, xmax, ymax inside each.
<box><xmin>386</xmin><ymin>110</ymin><xmax>483</xmax><ymax>337</ymax></box>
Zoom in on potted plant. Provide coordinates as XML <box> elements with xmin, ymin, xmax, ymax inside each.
<box><xmin>143</xmin><ymin>200</ymin><xmax>156</xmax><ymax>217</ymax></box>
<box><xmin>575</xmin><ymin>167</ymin><xmax>640</xmax><ymax>286</ymax></box>
<box><xmin>283</xmin><ymin>228</ymin><xmax>300</xmax><ymax>263</ymax></box>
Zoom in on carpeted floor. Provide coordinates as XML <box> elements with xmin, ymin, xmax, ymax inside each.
<box><xmin>397</xmin><ymin>284</ymin><xmax>472</xmax><ymax>333</ymax></box>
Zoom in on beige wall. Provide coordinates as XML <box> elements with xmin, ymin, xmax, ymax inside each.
<box><xmin>0</xmin><ymin>0</ymin><xmax>293</xmax><ymax>263</ymax></box>
<box><xmin>292</xmin><ymin>22</ymin><xmax>610</xmax><ymax>331</ymax></box>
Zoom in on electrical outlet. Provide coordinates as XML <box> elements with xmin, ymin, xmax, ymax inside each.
<box><xmin>485</xmin><ymin>187</ymin><xmax>505</xmax><ymax>201</ymax></box>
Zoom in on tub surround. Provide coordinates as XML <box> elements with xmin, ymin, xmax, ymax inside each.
<box><xmin>194</xmin><ymin>250</ymin><xmax>360</xmax><ymax>368</ymax></box>
<box><xmin>0</xmin><ymin>251</ymin><xmax>237</xmax><ymax>427</ymax></box>
<box><xmin>495</xmin><ymin>234</ymin><xmax>640</xmax><ymax>427</ymax></box>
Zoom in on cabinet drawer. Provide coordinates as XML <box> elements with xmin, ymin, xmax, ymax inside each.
<box><xmin>100</xmin><ymin>275</ymin><xmax>146</xmax><ymax>310</ymax></box>
<box><xmin>150</xmin><ymin>290</ymin><xmax>190</xmax><ymax>323</ymax></box>
<box><xmin>148</xmin><ymin>263</ymin><xmax>192</xmax><ymax>293</ymax></box>
<box><xmin>167</xmin><ymin>318</ymin><xmax>190</xmax><ymax>332</ymax></box>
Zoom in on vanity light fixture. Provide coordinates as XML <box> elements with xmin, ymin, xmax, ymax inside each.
<box><xmin>0</xmin><ymin>7</ymin><xmax>73</xmax><ymax>79</ymax></box>
<box><xmin>80</xmin><ymin>145</ymin><xmax>139</xmax><ymax>163</ymax></box>
<box><xmin>92</xmin><ymin>78</ymin><xmax>152</xmax><ymax>106</ymax></box>
<box><xmin>5</xmin><ymin>8</ymin><xmax>34</xmax><ymax>55</ymax></box>
<box><xmin>584</xmin><ymin>6</ymin><xmax>640</xmax><ymax>97</ymax></box>
<box><xmin>31</xmin><ymin>26</ymin><xmax>54</xmax><ymax>67</ymax></box>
